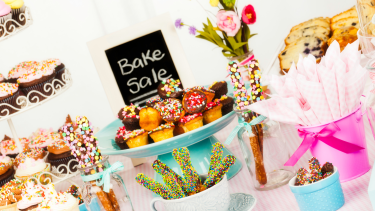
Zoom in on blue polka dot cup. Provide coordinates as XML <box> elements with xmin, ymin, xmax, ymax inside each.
<box><xmin>289</xmin><ymin>167</ymin><xmax>345</xmax><ymax>211</ymax></box>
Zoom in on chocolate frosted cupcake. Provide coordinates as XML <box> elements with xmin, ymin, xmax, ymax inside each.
<box><xmin>156</xmin><ymin>98</ymin><xmax>185</xmax><ymax>123</ymax></box>
<box><xmin>185</xmin><ymin>86</ymin><xmax>215</xmax><ymax>103</ymax></box>
<box><xmin>115</xmin><ymin>126</ymin><xmax>129</xmax><ymax>150</ymax></box>
<box><xmin>217</xmin><ymin>95</ymin><xmax>234</xmax><ymax>115</ymax></box>
<box><xmin>0</xmin><ymin>156</ymin><xmax>15</xmax><ymax>187</ymax></box>
<box><xmin>182</xmin><ymin>90</ymin><xmax>207</xmax><ymax>114</ymax></box>
<box><xmin>4</xmin><ymin>0</ymin><xmax>26</xmax><ymax>26</ymax></box>
<box><xmin>209</xmin><ymin>81</ymin><xmax>228</xmax><ymax>99</ymax></box>
<box><xmin>146</xmin><ymin>96</ymin><xmax>162</xmax><ymax>108</ymax></box>
<box><xmin>47</xmin><ymin>140</ymin><xmax>78</xmax><ymax>174</ymax></box>
<box><xmin>157</xmin><ymin>78</ymin><xmax>184</xmax><ymax>99</ymax></box>
<box><xmin>18</xmin><ymin>61</ymin><xmax>56</xmax><ymax>103</ymax></box>
<box><xmin>118</xmin><ymin>104</ymin><xmax>142</xmax><ymax>131</ymax></box>
<box><xmin>0</xmin><ymin>83</ymin><xmax>20</xmax><ymax>115</ymax></box>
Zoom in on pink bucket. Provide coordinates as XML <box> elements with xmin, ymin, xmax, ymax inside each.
<box><xmin>295</xmin><ymin>104</ymin><xmax>371</xmax><ymax>182</ymax></box>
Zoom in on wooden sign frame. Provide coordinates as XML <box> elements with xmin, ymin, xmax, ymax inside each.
<box><xmin>87</xmin><ymin>13</ymin><xmax>196</xmax><ymax>115</ymax></box>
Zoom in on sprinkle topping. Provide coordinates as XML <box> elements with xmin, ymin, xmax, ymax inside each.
<box><xmin>149</xmin><ymin>123</ymin><xmax>175</xmax><ymax>134</ymax></box>
<box><xmin>179</xmin><ymin>113</ymin><xmax>202</xmax><ymax>124</ymax></box>
<box><xmin>160</xmin><ymin>79</ymin><xmax>183</xmax><ymax>97</ymax></box>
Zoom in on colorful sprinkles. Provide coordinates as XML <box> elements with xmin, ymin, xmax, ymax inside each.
<box><xmin>248</xmin><ymin>59</ymin><xmax>264</xmax><ymax>102</ymax></box>
<box><xmin>121</xmin><ymin>104</ymin><xmax>141</xmax><ymax>119</ymax></box>
<box><xmin>160</xmin><ymin>79</ymin><xmax>183</xmax><ymax>97</ymax></box>
<box><xmin>227</xmin><ymin>61</ymin><xmax>251</xmax><ymax>110</ymax></box>
<box><xmin>148</xmin><ymin>123</ymin><xmax>175</xmax><ymax>135</ymax></box>
<box><xmin>205</xmin><ymin>100</ymin><xmax>220</xmax><ymax>111</ymax></box>
<box><xmin>179</xmin><ymin>113</ymin><xmax>202</xmax><ymax>124</ymax></box>
<box><xmin>156</xmin><ymin>98</ymin><xmax>184</xmax><ymax>121</ymax></box>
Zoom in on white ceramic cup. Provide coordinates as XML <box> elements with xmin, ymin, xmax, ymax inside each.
<box><xmin>150</xmin><ymin>174</ymin><xmax>230</xmax><ymax>211</ymax></box>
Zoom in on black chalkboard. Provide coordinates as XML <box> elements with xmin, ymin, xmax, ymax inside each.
<box><xmin>105</xmin><ymin>30</ymin><xmax>182</xmax><ymax>106</ymax></box>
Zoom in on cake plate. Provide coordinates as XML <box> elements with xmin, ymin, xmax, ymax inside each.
<box><xmin>96</xmin><ymin>110</ymin><xmax>243</xmax><ymax>183</ymax></box>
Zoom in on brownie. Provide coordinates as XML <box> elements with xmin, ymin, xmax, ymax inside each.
<box><xmin>220</xmin><ymin>96</ymin><xmax>234</xmax><ymax>115</ymax></box>
<box><xmin>209</xmin><ymin>81</ymin><xmax>228</xmax><ymax>99</ymax></box>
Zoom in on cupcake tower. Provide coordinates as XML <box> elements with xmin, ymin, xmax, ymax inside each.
<box><xmin>114</xmin><ymin>78</ymin><xmax>234</xmax><ymax>150</ymax></box>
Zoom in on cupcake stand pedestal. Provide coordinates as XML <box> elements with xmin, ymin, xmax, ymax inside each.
<box><xmin>0</xmin><ymin>69</ymin><xmax>80</xmax><ymax>186</ymax></box>
<box><xmin>0</xmin><ymin>6</ymin><xmax>33</xmax><ymax>42</ymax></box>
<box><xmin>96</xmin><ymin>109</ymin><xmax>243</xmax><ymax>197</ymax></box>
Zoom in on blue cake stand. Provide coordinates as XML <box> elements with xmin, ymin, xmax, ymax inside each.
<box><xmin>96</xmin><ymin>110</ymin><xmax>242</xmax><ymax>181</ymax></box>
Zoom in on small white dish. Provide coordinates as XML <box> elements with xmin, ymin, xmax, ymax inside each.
<box><xmin>228</xmin><ymin>193</ymin><xmax>257</xmax><ymax>211</ymax></box>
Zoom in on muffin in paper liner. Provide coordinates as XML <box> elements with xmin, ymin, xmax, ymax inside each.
<box><xmin>11</xmin><ymin>4</ymin><xmax>26</xmax><ymax>26</ymax></box>
<box><xmin>49</xmin><ymin>155</ymin><xmax>79</xmax><ymax>177</ymax></box>
<box><xmin>0</xmin><ymin>90</ymin><xmax>21</xmax><ymax>116</ymax></box>
<box><xmin>15</xmin><ymin>163</ymin><xmax>51</xmax><ymax>185</ymax></box>
<box><xmin>0</xmin><ymin>12</ymin><xmax>13</xmax><ymax>38</ymax></box>
<box><xmin>20</xmin><ymin>72</ymin><xmax>56</xmax><ymax>103</ymax></box>
<box><xmin>0</xmin><ymin>202</ymin><xmax>17</xmax><ymax>211</ymax></box>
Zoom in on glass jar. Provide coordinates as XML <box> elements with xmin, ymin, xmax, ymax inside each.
<box><xmin>234</xmin><ymin>108</ymin><xmax>294</xmax><ymax>191</ymax></box>
<box><xmin>78</xmin><ymin>155</ymin><xmax>134</xmax><ymax>211</ymax></box>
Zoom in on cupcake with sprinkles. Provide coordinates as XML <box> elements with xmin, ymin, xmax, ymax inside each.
<box><xmin>0</xmin><ymin>154</ymin><xmax>14</xmax><ymax>187</ymax></box>
<box><xmin>114</xmin><ymin>126</ymin><xmax>129</xmax><ymax>150</ymax></box>
<box><xmin>16</xmin><ymin>181</ymin><xmax>46</xmax><ymax>211</ymax></box>
<box><xmin>0</xmin><ymin>73</ymin><xmax>5</xmax><ymax>83</ymax></box>
<box><xmin>41</xmin><ymin>59</ymin><xmax>65</xmax><ymax>87</ymax></box>
<box><xmin>203</xmin><ymin>100</ymin><xmax>223</xmax><ymax>124</ymax></box>
<box><xmin>47</xmin><ymin>140</ymin><xmax>78</xmax><ymax>175</ymax></box>
<box><xmin>178</xmin><ymin>113</ymin><xmax>204</xmax><ymax>133</ymax></box>
<box><xmin>157</xmin><ymin>78</ymin><xmax>184</xmax><ymax>99</ymax></box>
<box><xmin>0</xmin><ymin>179</ymin><xmax>24</xmax><ymax>210</ymax></box>
<box><xmin>7</xmin><ymin>61</ymin><xmax>39</xmax><ymax>84</ymax></box>
<box><xmin>182</xmin><ymin>90</ymin><xmax>207</xmax><ymax>114</ymax></box>
<box><xmin>156</xmin><ymin>98</ymin><xmax>185</xmax><ymax>123</ymax></box>
<box><xmin>146</xmin><ymin>96</ymin><xmax>163</xmax><ymax>108</ymax></box>
<box><xmin>123</xmin><ymin>129</ymin><xmax>148</xmax><ymax>149</ymax></box>
<box><xmin>118</xmin><ymin>104</ymin><xmax>142</xmax><ymax>131</ymax></box>
<box><xmin>29</xmin><ymin>128</ymin><xmax>59</xmax><ymax>151</ymax></box>
<box><xmin>149</xmin><ymin>123</ymin><xmax>175</xmax><ymax>143</ymax></box>
<box><xmin>0</xmin><ymin>82</ymin><xmax>21</xmax><ymax>115</ymax></box>
<box><xmin>18</xmin><ymin>61</ymin><xmax>57</xmax><ymax>103</ymax></box>
<box><xmin>14</xmin><ymin>148</ymin><xmax>50</xmax><ymax>184</ymax></box>
<box><xmin>0</xmin><ymin>135</ymin><xmax>29</xmax><ymax>158</ymax></box>
<box><xmin>185</xmin><ymin>86</ymin><xmax>215</xmax><ymax>103</ymax></box>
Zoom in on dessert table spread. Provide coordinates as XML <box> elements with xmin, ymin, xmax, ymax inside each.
<box><xmin>55</xmin><ymin>59</ymin><xmax>375</xmax><ymax>211</ymax></box>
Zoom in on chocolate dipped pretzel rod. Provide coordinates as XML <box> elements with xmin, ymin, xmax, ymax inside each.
<box><xmin>172</xmin><ymin>148</ymin><xmax>201</xmax><ymax>193</ymax></box>
<box><xmin>203</xmin><ymin>155</ymin><xmax>236</xmax><ymax>189</ymax></box>
<box><xmin>207</xmin><ymin>142</ymin><xmax>224</xmax><ymax>179</ymax></box>
<box><xmin>90</xmin><ymin>181</ymin><xmax>115</xmax><ymax>211</ymax></box>
<box><xmin>152</xmin><ymin>160</ymin><xmax>188</xmax><ymax>194</ymax></box>
<box><xmin>135</xmin><ymin>173</ymin><xmax>172</xmax><ymax>199</ymax></box>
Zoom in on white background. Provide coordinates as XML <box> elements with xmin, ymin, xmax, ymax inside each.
<box><xmin>0</xmin><ymin>0</ymin><xmax>355</xmax><ymax>139</ymax></box>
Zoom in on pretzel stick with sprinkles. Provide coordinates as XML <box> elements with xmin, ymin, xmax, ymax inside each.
<box><xmin>172</xmin><ymin>148</ymin><xmax>201</xmax><ymax>193</ymax></box>
<box><xmin>163</xmin><ymin>174</ymin><xmax>186</xmax><ymax>199</ymax></box>
<box><xmin>135</xmin><ymin>173</ymin><xmax>172</xmax><ymax>199</ymax></box>
<box><xmin>207</xmin><ymin>142</ymin><xmax>224</xmax><ymax>178</ymax></box>
<box><xmin>152</xmin><ymin>160</ymin><xmax>188</xmax><ymax>193</ymax></box>
<box><xmin>203</xmin><ymin>155</ymin><xmax>236</xmax><ymax>189</ymax></box>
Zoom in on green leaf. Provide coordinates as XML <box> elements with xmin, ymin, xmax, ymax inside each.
<box><xmin>235</xmin><ymin>25</ymin><xmax>242</xmax><ymax>43</ymax></box>
<box><xmin>202</xmin><ymin>23</ymin><xmax>210</xmax><ymax>33</ymax></box>
<box><xmin>196</xmin><ymin>30</ymin><xmax>216</xmax><ymax>43</ymax></box>
<box><xmin>196</xmin><ymin>35</ymin><xmax>216</xmax><ymax>44</ymax></box>
<box><xmin>249</xmin><ymin>33</ymin><xmax>257</xmax><ymax>39</ymax></box>
<box><xmin>242</xmin><ymin>23</ymin><xmax>251</xmax><ymax>41</ymax></box>
<box><xmin>222</xmin><ymin>33</ymin><xmax>233</xmax><ymax>51</ymax></box>
<box><xmin>219</xmin><ymin>0</ymin><xmax>231</xmax><ymax>10</ymax></box>
<box><xmin>222</xmin><ymin>50</ymin><xmax>237</xmax><ymax>58</ymax></box>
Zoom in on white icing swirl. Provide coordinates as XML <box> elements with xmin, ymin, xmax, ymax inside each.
<box><xmin>15</xmin><ymin>157</ymin><xmax>46</xmax><ymax>177</ymax></box>
<box><xmin>17</xmin><ymin>181</ymin><xmax>45</xmax><ymax>210</ymax></box>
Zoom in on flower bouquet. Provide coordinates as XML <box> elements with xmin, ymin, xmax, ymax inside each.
<box><xmin>175</xmin><ymin>0</ymin><xmax>257</xmax><ymax>60</ymax></box>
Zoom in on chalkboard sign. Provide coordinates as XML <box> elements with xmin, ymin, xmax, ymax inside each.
<box><xmin>105</xmin><ymin>30</ymin><xmax>181</xmax><ymax>106</ymax></box>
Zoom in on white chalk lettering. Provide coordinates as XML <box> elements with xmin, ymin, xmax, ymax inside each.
<box><xmin>127</xmin><ymin>78</ymin><xmax>140</xmax><ymax>94</ymax></box>
<box><xmin>142</xmin><ymin>50</ymin><xmax>155</xmax><ymax>66</ymax></box>
<box><xmin>158</xmin><ymin>69</ymin><xmax>172</xmax><ymax>81</ymax></box>
<box><xmin>153</xmin><ymin>50</ymin><xmax>165</xmax><ymax>61</ymax></box>
<box><xmin>118</xmin><ymin>59</ymin><xmax>133</xmax><ymax>75</ymax></box>
<box><xmin>140</xmin><ymin>77</ymin><xmax>152</xmax><ymax>88</ymax></box>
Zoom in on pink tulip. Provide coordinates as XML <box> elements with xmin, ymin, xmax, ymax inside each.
<box><xmin>242</xmin><ymin>5</ymin><xmax>257</xmax><ymax>24</ymax></box>
<box><xmin>216</xmin><ymin>10</ymin><xmax>241</xmax><ymax>37</ymax></box>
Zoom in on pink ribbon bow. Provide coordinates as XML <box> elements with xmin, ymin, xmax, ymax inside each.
<box><xmin>284</xmin><ymin>122</ymin><xmax>364</xmax><ymax>166</ymax></box>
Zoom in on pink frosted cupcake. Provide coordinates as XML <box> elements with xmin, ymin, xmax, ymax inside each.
<box><xmin>0</xmin><ymin>73</ymin><xmax>5</xmax><ymax>83</ymax></box>
<box><xmin>18</xmin><ymin>61</ymin><xmax>56</xmax><ymax>103</ymax></box>
<box><xmin>7</xmin><ymin>61</ymin><xmax>39</xmax><ymax>84</ymax></box>
<box><xmin>0</xmin><ymin>82</ymin><xmax>20</xmax><ymax>115</ymax></box>
<box><xmin>29</xmin><ymin>128</ymin><xmax>59</xmax><ymax>151</ymax></box>
<box><xmin>0</xmin><ymin>135</ymin><xmax>29</xmax><ymax>158</ymax></box>
<box><xmin>42</xmin><ymin>59</ymin><xmax>65</xmax><ymax>83</ymax></box>
<box><xmin>0</xmin><ymin>1</ymin><xmax>12</xmax><ymax>38</ymax></box>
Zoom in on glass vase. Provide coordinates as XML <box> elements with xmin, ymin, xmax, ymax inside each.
<box><xmin>78</xmin><ymin>155</ymin><xmax>134</xmax><ymax>211</ymax></box>
<box><xmin>234</xmin><ymin>107</ymin><xmax>294</xmax><ymax>191</ymax></box>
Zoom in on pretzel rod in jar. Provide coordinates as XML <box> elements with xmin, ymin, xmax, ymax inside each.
<box><xmin>249</xmin><ymin>134</ymin><xmax>267</xmax><ymax>185</ymax></box>
<box><xmin>107</xmin><ymin>189</ymin><xmax>120</xmax><ymax>211</ymax></box>
<box><xmin>90</xmin><ymin>181</ymin><xmax>115</xmax><ymax>211</ymax></box>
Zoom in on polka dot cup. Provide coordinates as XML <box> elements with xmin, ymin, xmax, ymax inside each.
<box><xmin>289</xmin><ymin>166</ymin><xmax>345</xmax><ymax>211</ymax></box>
